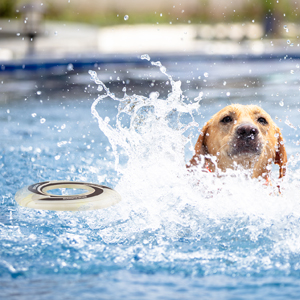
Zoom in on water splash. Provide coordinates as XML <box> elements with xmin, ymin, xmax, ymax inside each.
<box><xmin>89</xmin><ymin>58</ymin><xmax>200</xmax><ymax>174</ymax></box>
<box><xmin>89</xmin><ymin>57</ymin><xmax>294</xmax><ymax>211</ymax></box>
<box><xmin>4</xmin><ymin>59</ymin><xmax>300</xmax><ymax>297</ymax></box>
<box><xmin>87</xmin><ymin>58</ymin><xmax>300</xmax><ymax>278</ymax></box>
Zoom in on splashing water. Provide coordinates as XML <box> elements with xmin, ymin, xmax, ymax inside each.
<box><xmin>88</xmin><ymin>59</ymin><xmax>202</xmax><ymax>229</ymax></box>
<box><xmin>87</xmin><ymin>57</ymin><xmax>300</xmax><ymax>277</ymax></box>
<box><xmin>2</xmin><ymin>57</ymin><xmax>300</xmax><ymax>298</ymax></box>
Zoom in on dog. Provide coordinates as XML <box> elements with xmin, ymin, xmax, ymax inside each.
<box><xmin>187</xmin><ymin>104</ymin><xmax>287</xmax><ymax>181</ymax></box>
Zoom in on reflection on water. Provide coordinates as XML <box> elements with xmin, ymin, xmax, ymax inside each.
<box><xmin>1</xmin><ymin>57</ymin><xmax>300</xmax><ymax>299</ymax></box>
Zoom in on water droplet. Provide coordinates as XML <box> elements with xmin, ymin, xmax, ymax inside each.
<box><xmin>16</xmin><ymin>33</ymin><xmax>20</xmax><ymax>36</ymax></box>
<box><xmin>40</xmin><ymin>118</ymin><xmax>46</xmax><ymax>124</ymax></box>
<box><xmin>279</xmin><ymin>99</ymin><xmax>284</xmax><ymax>106</ymax></box>
<box><xmin>55</xmin><ymin>155</ymin><xmax>60</xmax><ymax>160</ymax></box>
<box><xmin>204</xmin><ymin>72</ymin><xmax>209</xmax><ymax>78</ymax></box>
<box><xmin>141</xmin><ymin>54</ymin><xmax>150</xmax><ymax>61</ymax></box>
<box><xmin>67</xmin><ymin>63</ymin><xmax>74</xmax><ymax>71</ymax></box>
<box><xmin>149</xmin><ymin>92</ymin><xmax>160</xmax><ymax>100</ymax></box>
<box><xmin>31</xmin><ymin>113</ymin><xmax>37</xmax><ymax>117</ymax></box>
<box><xmin>287</xmin><ymin>40</ymin><xmax>291</xmax><ymax>44</ymax></box>
<box><xmin>122</xmin><ymin>87</ymin><xmax>126</xmax><ymax>92</ymax></box>
<box><xmin>124</xmin><ymin>15</ymin><xmax>129</xmax><ymax>21</ymax></box>
<box><xmin>285</xmin><ymin>118</ymin><xmax>297</xmax><ymax>129</ymax></box>
<box><xmin>226</xmin><ymin>92</ymin><xmax>230</xmax><ymax>96</ymax></box>
<box><xmin>160</xmin><ymin>66</ymin><xmax>166</xmax><ymax>73</ymax></box>
<box><xmin>37</xmin><ymin>91</ymin><xmax>41</xmax><ymax>95</ymax></box>
<box><xmin>223</xmin><ymin>81</ymin><xmax>227</xmax><ymax>86</ymax></box>
<box><xmin>61</xmin><ymin>124</ymin><xmax>66</xmax><ymax>130</ymax></box>
<box><xmin>291</xmin><ymin>70</ymin><xmax>294</xmax><ymax>74</ymax></box>
<box><xmin>97</xmin><ymin>86</ymin><xmax>103</xmax><ymax>92</ymax></box>
<box><xmin>151</xmin><ymin>61</ymin><xmax>162</xmax><ymax>67</ymax></box>
<box><xmin>194</xmin><ymin>91</ymin><xmax>203</xmax><ymax>102</ymax></box>
<box><xmin>54</xmin><ymin>31</ymin><xmax>58</xmax><ymax>35</ymax></box>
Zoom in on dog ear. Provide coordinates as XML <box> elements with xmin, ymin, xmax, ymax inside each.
<box><xmin>274</xmin><ymin>127</ymin><xmax>287</xmax><ymax>178</ymax></box>
<box><xmin>188</xmin><ymin>121</ymin><xmax>210</xmax><ymax>167</ymax></box>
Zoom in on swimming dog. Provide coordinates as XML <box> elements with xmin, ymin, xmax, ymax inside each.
<box><xmin>187</xmin><ymin>104</ymin><xmax>287</xmax><ymax>180</ymax></box>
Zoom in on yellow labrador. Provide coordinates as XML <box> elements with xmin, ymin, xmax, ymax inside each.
<box><xmin>187</xmin><ymin>104</ymin><xmax>287</xmax><ymax>180</ymax></box>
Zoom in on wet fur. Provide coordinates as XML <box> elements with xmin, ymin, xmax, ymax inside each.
<box><xmin>187</xmin><ymin>104</ymin><xmax>287</xmax><ymax>179</ymax></box>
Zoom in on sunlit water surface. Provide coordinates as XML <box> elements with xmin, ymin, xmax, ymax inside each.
<box><xmin>1</xmin><ymin>57</ymin><xmax>300</xmax><ymax>299</ymax></box>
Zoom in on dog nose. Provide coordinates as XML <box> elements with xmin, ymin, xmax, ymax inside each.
<box><xmin>236</xmin><ymin>124</ymin><xmax>259</xmax><ymax>140</ymax></box>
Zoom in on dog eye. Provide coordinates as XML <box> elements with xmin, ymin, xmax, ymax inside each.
<box><xmin>257</xmin><ymin>117</ymin><xmax>268</xmax><ymax>125</ymax></box>
<box><xmin>220</xmin><ymin>116</ymin><xmax>233</xmax><ymax>124</ymax></box>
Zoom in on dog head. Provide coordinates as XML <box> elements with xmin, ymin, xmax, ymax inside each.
<box><xmin>189</xmin><ymin>104</ymin><xmax>287</xmax><ymax>179</ymax></box>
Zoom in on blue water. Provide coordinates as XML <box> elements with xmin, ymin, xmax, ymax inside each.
<box><xmin>1</xmin><ymin>57</ymin><xmax>300</xmax><ymax>299</ymax></box>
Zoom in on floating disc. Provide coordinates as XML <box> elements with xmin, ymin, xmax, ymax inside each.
<box><xmin>15</xmin><ymin>181</ymin><xmax>121</xmax><ymax>211</ymax></box>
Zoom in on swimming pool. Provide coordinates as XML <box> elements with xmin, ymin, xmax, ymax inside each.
<box><xmin>1</xmin><ymin>55</ymin><xmax>300</xmax><ymax>299</ymax></box>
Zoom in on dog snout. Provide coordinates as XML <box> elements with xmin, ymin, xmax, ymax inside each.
<box><xmin>236</xmin><ymin>124</ymin><xmax>259</xmax><ymax>140</ymax></box>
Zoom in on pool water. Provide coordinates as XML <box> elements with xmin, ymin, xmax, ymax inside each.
<box><xmin>1</xmin><ymin>56</ymin><xmax>300</xmax><ymax>299</ymax></box>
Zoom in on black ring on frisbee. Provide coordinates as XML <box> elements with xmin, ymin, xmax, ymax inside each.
<box><xmin>28</xmin><ymin>181</ymin><xmax>108</xmax><ymax>201</ymax></box>
<box><xmin>14</xmin><ymin>181</ymin><xmax>121</xmax><ymax>211</ymax></box>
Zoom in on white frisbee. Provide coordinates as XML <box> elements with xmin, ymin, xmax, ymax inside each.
<box><xmin>15</xmin><ymin>181</ymin><xmax>121</xmax><ymax>211</ymax></box>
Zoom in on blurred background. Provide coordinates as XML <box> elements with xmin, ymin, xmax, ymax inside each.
<box><xmin>0</xmin><ymin>0</ymin><xmax>299</xmax><ymax>61</ymax></box>
<box><xmin>1</xmin><ymin>0</ymin><xmax>299</xmax><ymax>112</ymax></box>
